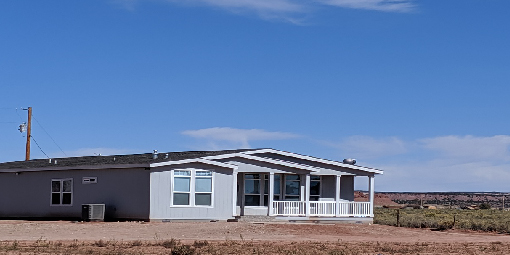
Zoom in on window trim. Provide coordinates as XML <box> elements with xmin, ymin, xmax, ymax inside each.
<box><xmin>171</xmin><ymin>169</ymin><xmax>214</xmax><ymax>208</ymax></box>
<box><xmin>50</xmin><ymin>178</ymin><xmax>73</xmax><ymax>206</ymax></box>
<box><xmin>309</xmin><ymin>175</ymin><xmax>321</xmax><ymax>201</ymax></box>
<box><xmin>284</xmin><ymin>174</ymin><xmax>301</xmax><ymax>201</ymax></box>
<box><xmin>244</xmin><ymin>173</ymin><xmax>263</xmax><ymax>207</ymax></box>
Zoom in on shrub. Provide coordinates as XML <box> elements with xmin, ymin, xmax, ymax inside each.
<box><xmin>479</xmin><ymin>203</ymin><xmax>491</xmax><ymax>210</ymax></box>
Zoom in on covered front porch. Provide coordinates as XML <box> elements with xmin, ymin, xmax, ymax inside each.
<box><xmin>237</xmin><ymin>172</ymin><xmax>375</xmax><ymax>219</ymax></box>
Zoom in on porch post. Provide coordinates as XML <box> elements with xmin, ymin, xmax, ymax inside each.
<box><xmin>232</xmin><ymin>172</ymin><xmax>238</xmax><ymax>216</ymax></box>
<box><xmin>368</xmin><ymin>175</ymin><xmax>375</xmax><ymax>217</ymax></box>
<box><xmin>305</xmin><ymin>174</ymin><xmax>310</xmax><ymax>216</ymax></box>
<box><xmin>335</xmin><ymin>175</ymin><xmax>341</xmax><ymax>217</ymax></box>
<box><xmin>268</xmin><ymin>173</ymin><xmax>275</xmax><ymax>216</ymax></box>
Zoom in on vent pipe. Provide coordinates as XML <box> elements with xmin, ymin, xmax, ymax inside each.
<box><xmin>152</xmin><ymin>150</ymin><xmax>158</xmax><ymax>159</ymax></box>
<box><xmin>343</xmin><ymin>158</ymin><xmax>356</xmax><ymax>165</ymax></box>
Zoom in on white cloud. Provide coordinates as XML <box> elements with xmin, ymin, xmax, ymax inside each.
<box><xmin>332</xmin><ymin>135</ymin><xmax>407</xmax><ymax>159</ymax></box>
<box><xmin>420</xmin><ymin>135</ymin><xmax>510</xmax><ymax>162</ymax></box>
<box><xmin>331</xmin><ymin>135</ymin><xmax>510</xmax><ymax>192</ymax></box>
<box><xmin>199</xmin><ymin>0</ymin><xmax>304</xmax><ymax>13</ymax></box>
<box><xmin>317</xmin><ymin>0</ymin><xmax>414</xmax><ymax>12</ymax></box>
<box><xmin>111</xmin><ymin>0</ymin><xmax>414</xmax><ymax>23</ymax></box>
<box><xmin>182</xmin><ymin>127</ymin><xmax>299</xmax><ymax>149</ymax></box>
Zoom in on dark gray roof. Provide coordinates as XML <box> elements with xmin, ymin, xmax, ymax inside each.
<box><xmin>0</xmin><ymin>149</ymin><xmax>257</xmax><ymax>170</ymax></box>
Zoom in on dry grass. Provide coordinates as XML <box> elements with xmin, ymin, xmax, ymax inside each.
<box><xmin>0</xmin><ymin>239</ymin><xmax>510</xmax><ymax>255</ymax></box>
<box><xmin>375</xmin><ymin>207</ymin><xmax>510</xmax><ymax>233</ymax></box>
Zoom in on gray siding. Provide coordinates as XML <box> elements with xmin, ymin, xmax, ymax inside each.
<box><xmin>340</xmin><ymin>176</ymin><xmax>355</xmax><ymax>201</ymax></box>
<box><xmin>321</xmin><ymin>175</ymin><xmax>337</xmax><ymax>199</ymax></box>
<box><xmin>0</xmin><ymin>168</ymin><xmax>150</xmax><ymax>220</ymax></box>
<box><xmin>149</xmin><ymin>163</ymin><xmax>235</xmax><ymax>220</ymax></box>
<box><xmin>223</xmin><ymin>159</ymin><xmax>310</xmax><ymax>175</ymax></box>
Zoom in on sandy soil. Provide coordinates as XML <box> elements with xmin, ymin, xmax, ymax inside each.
<box><xmin>0</xmin><ymin>220</ymin><xmax>509</xmax><ymax>244</ymax></box>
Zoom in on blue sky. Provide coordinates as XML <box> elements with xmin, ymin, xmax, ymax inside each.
<box><xmin>1</xmin><ymin>0</ymin><xmax>509</xmax><ymax>192</ymax></box>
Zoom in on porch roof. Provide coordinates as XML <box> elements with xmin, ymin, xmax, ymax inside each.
<box><xmin>202</xmin><ymin>149</ymin><xmax>383</xmax><ymax>175</ymax></box>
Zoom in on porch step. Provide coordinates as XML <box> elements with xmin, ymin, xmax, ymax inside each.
<box><xmin>236</xmin><ymin>215</ymin><xmax>277</xmax><ymax>222</ymax></box>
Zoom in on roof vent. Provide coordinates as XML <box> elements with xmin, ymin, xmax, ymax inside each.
<box><xmin>343</xmin><ymin>158</ymin><xmax>356</xmax><ymax>165</ymax></box>
<box><xmin>152</xmin><ymin>150</ymin><xmax>158</xmax><ymax>159</ymax></box>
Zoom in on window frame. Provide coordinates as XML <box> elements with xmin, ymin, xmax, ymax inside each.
<box><xmin>244</xmin><ymin>173</ymin><xmax>263</xmax><ymax>207</ymax></box>
<box><xmin>171</xmin><ymin>169</ymin><xmax>214</xmax><ymax>207</ymax></box>
<box><xmin>50</xmin><ymin>178</ymin><xmax>73</xmax><ymax>206</ymax></box>
<box><xmin>309</xmin><ymin>175</ymin><xmax>321</xmax><ymax>201</ymax></box>
<box><xmin>284</xmin><ymin>174</ymin><xmax>301</xmax><ymax>201</ymax></box>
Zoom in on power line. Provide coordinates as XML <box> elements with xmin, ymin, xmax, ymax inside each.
<box><xmin>15</xmin><ymin>108</ymin><xmax>24</xmax><ymax>122</ymax></box>
<box><xmin>30</xmin><ymin>135</ymin><xmax>50</xmax><ymax>159</ymax></box>
<box><xmin>32</xmin><ymin>115</ymin><xmax>68</xmax><ymax>157</ymax></box>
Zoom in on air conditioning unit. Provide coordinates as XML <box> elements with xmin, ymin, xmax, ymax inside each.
<box><xmin>82</xmin><ymin>204</ymin><xmax>105</xmax><ymax>222</ymax></box>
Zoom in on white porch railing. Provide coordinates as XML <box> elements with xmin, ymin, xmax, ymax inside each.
<box><xmin>272</xmin><ymin>201</ymin><xmax>372</xmax><ymax>217</ymax></box>
<box><xmin>273</xmin><ymin>201</ymin><xmax>306</xmax><ymax>216</ymax></box>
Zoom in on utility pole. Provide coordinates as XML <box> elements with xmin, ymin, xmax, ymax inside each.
<box><xmin>25</xmin><ymin>107</ymin><xmax>32</xmax><ymax>161</ymax></box>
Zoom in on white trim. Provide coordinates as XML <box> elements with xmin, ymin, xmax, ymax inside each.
<box><xmin>369</xmin><ymin>176</ymin><xmax>375</xmax><ymax>217</ymax></box>
<box><xmin>305</xmin><ymin>174</ymin><xmax>310</xmax><ymax>216</ymax></box>
<box><xmin>150</xmin><ymin>158</ymin><xmax>237</xmax><ymax>170</ymax></box>
<box><xmin>232</xmin><ymin>172</ymin><xmax>238</xmax><ymax>216</ymax></box>
<box><xmin>268</xmin><ymin>173</ymin><xmax>274</xmax><ymax>216</ymax></box>
<box><xmin>203</xmin><ymin>153</ymin><xmax>321</xmax><ymax>172</ymax></box>
<box><xmin>170</xmin><ymin>168</ymin><xmax>214</xmax><ymax>208</ymax></box>
<box><xmin>242</xmin><ymin>149</ymin><xmax>384</xmax><ymax>174</ymax></box>
<box><xmin>335</xmin><ymin>175</ymin><xmax>341</xmax><ymax>217</ymax></box>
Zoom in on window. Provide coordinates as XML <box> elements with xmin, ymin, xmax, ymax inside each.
<box><xmin>263</xmin><ymin>174</ymin><xmax>282</xmax><ymax>206</ymax></box>
<box><xmin>246</xmin><ymin>173</ymin><xmax>284</xmax><ymax>206</ymax></box>
<box><xmin>244</xmin><ymin>174</ymin><xmax>261</xmax><ymax>206</ymax></box>
<box><xmin>51</xmin><ymin>179</ymin><xmax>73</xmax><ymax>206</ymax></box>
<box><xmin>310</xmin><ymin>175</ymin><xmax>321</xmax><ymax>201</ymax></box>
<box><xmin>273</xmin><ymin>174</ymin><xmax>281</xmax><ymax>201</ymax></box>
<box><xmin>195</xmin><ymin>171</ymin><xmax>212</xmax><ymax>206</ymax></box>
<box><xmin>284</xmin><ymin>175</ymin><xmax>300</xmax><ymax>201</ymax></box>
<box><xmin>172</xmin><ymin>170</ymin><xmax>213</xmax><ymax>206</ymax></box>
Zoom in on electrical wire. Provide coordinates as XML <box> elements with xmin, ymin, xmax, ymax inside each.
<box><xmin>30</xmin><ymin>135</ymin><xmax>50</xmax><ymax>159</ymax></box>
<box><xmin>32</xmin><ymin>115</ymin><xmax>68</xmax><ymax>157</ymax></box>
<box><xmin>15</xmin><ymin>108</ymin><xmax>24</xmax><ymax>122</ymax></box>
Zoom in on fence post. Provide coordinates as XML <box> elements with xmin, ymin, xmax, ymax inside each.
<box><xmin>396</xmin><ymin>209</ymin><xmax>400</xmax><ymax>227</ymax></box>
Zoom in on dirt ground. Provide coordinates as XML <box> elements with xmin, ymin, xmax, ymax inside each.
<box><xmin>0</xmin><ymin>220</ymin><xmax>509</xmax><ymax>243</ymax></box>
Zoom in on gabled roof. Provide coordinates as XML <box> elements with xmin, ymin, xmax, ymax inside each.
<box><xmin>0</xmin><ymin>148</ymin><xmax>383</xmax><ymax>175</ymax></box>
<box><xmin>0</xmin><ymin>149</ymin><xmax>255</xmax><ymax>172</ymax></box>
<box><xmin>202</xmin><ymin>148</ymin><xmax>383</xmax><ymax>175</ymax></box>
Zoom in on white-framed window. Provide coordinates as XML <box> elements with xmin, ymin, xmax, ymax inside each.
<box><xmin>244</xmin><ymin>174</ymin><xmax>262</xmax><ymax>206</ymax></box>
<box><xmin>263</xmin><ymin>174</ymin><xmax>282</xmax><ymax>206</ymax></box>
<box><xmin>284</xmin><ymin>175</ymin><xmax>300</xmax><ymax>201</ymax></box>
<box><xmin>51</xmin><ymin>178</ymin><xmax>73</xmax><ymax>206</ymax></box>
<box><xmin>310</xmin><ymin>175</ymin><xmax>321</xmax><ymax>201</ymax></box>
<box><xmin>172</xmin><ymin>169</ymin><xmax>213</xmax><ymax>207</ymax></box>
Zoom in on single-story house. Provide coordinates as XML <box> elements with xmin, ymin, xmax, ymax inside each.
<box><xmin>0</xmin><ymin>148</ymin><xmax>383</xmax><ymax>222</ymax></box>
